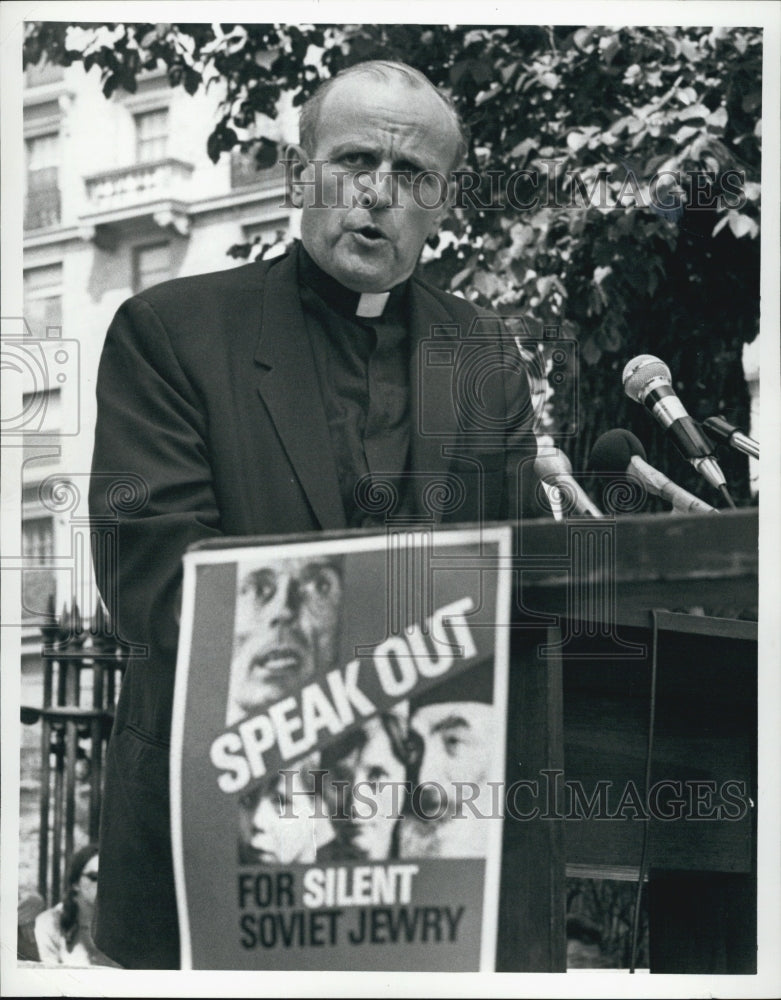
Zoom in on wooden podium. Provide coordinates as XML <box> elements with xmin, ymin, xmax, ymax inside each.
<box><xmin>498</xmin><ymin>508</ymin><xmax>757</xmax><ymax>972</ymax></box>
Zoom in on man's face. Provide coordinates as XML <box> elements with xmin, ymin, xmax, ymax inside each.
<box><xmin>412</xmin><ymin>701</ymin><xmax>494</xmax><ymax>795</ymax></box>
<box><xmin>324</xmin><ymin>716</ymin><xmax>407</xmax><ymax>860</ymax></box>
<box><xmin>239</xmin><ymin>770</ymin><xmax>320</xmax><ymax>865</ymax></box>
<box><xmin>229</xmin><ymin>557</ymin><xmax>342</xmax><ymax>720</ymax></box>
<box><xmin>290</xmin><ymin>74</ymin><xmax>460</xmax><ymax>292</ymax></box>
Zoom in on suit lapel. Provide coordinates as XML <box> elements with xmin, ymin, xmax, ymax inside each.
<box><xmin>254</xmin><ymin>252</ymin><xmax>347</xmax><ymax>530</ymax></box>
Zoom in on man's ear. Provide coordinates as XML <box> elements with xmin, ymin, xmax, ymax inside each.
<box><xmin>425</xmin><ymin>188</ymin><xmax>454</xmax><ymax>239</ymax></box>
<box><xmin>285</xmin><ymin>144</ymin><xmax>310</xmax><ymax>208</ymax></box>
<box><xmin>425</xmin><ymin>164</ymin><xmax>462</xmax><ymax>238</ymax></box>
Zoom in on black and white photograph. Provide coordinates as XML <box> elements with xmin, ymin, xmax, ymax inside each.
<box><xmin>1</xmin><ymin>0</ymin><xmax>778</xmax><ymax>995</ymax></box>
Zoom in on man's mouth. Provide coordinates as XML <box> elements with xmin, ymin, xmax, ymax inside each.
<box><xmin>251</xmin><ymin>648</ymin><xmax>302</xmax><ymax>674</ymax></box>
<box><xmin>349</xmin><ymin>224</ymin><xmax>387</xmax><ymax>244</ymax></box>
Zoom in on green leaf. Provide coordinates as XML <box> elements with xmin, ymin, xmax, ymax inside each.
<box><xmin>582</xmin><ymin>335</ymin><xmax>602</xmax><ymax>365</ymax></box>
<box><xmin>510</xmin><ymin>137</ymin><xmax>537</xmax><ymax>162</ymax></box>
<box><xmin>708</xmin><ymin>106</ymin><xmax>728</xmax><ymax>129</ymax></box>
<box><xmin>183</xmin><ymin>66</ymin><xmax>201</xmax><ymax>95</ymax></box>
<box><xmin>674</xmin><ymin>124</ymin><xmax>699</xmax><ymax>144</ymax></box>
<box><xmin>206</xmin><ymin>130</ymin><xmax>222</xmax><ymax>164</ymax></box>
<box><xmin>726</xmin><ymin>211</ymin><xmax>758</xmax><ymax>239</ymax></box>
<box><xmin>677</xmin><ymin>104</ymin><xmax>710</xmax><ymax>122</ymax></box>
<box><xmin>254</xmin><ymin>137</ymin><xmax>278</xmax><ymax>168</ymax></box>
<box><xmin>566</xmin><ymin>131</ymin><xmax>590</xmax><ymax>152</ymax></box>
<box><xmin>599</xmin><ymin>324</ymin><xmax>623</xmax><ymax>353</ymax></box>
<box><xmin>475</xmin><ymin>83</ymin><xmax>502</xmax><ymax>106</ymax></box>
<box><xmin>742</xmin><ymin>90</ymin><xmax>761</xmax><ymax>113</ymax></box>
<box><xmin>450</xmin><ymin>265</ymin><xmax>475</xmax><ymax>290</ymax></box>
<box><xmin>679</xmin><ymin>38</ymin><xmax>700</xmax><ymax>62</ymax></box>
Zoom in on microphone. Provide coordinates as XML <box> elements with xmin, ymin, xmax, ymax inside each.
<box><xmin>622</xmin><ymin>355</ymin><xmax>730</xmax><ymax>498</ymax></box>
<box><xmin>589</xmin><ymin>429</ymin><xmax>718</xmax><ymax>514</ymax></box>
<box><xmin>534</xmin><ymin>447</ymin><xmax>604</xmax><ymax>517</ymax></box>
<box><xmin>703</xmin><ymin>416</ymin><xmax>759</xmax><ymax>460</ymax></box>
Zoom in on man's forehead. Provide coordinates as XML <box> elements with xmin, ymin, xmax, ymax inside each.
<box><xmin>314</xmin><ymin>74</ymin><xmax>458</xmax><ymax>154</ymax></box>
<box><xmin>241</xmin><ymin>556</ymin><xmax>340</xmax><ymax>577</ymax></box>
<box><xmin>413</xmin><ymin>701</ymin><xmax>489</xmax><ymax>729</ymax></box>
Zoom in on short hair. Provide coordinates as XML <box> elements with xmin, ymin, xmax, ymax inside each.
<box><xmin>321</xmin><ymin>712</ymin><xmax>416</xmax><ymax>771</ymax></box>
<box><xmin>298</xmin><ymin>60</ymin><xmax>468</xmax><ymax>169</ymax></box>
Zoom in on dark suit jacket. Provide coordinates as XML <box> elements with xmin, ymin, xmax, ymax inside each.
<box><xmin>89</xmin><ymin>244</ymin><xmax>537</xmax><ymax>968</ymax></box>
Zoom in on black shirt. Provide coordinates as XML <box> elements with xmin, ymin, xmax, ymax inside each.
<box><xmin>297</xmin><ymin>245</ymin><xmax>414</xmax><ymax>527</ymax></box>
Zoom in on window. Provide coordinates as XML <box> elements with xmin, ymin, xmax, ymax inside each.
<box><xmin>134</xmin><ymin>243</ymin><xmax>171</xmax><ymax>292</ymax></box>
<box><xmin>24</xmin><ymin>264</ymin><xmax>63</xmax><ymax>338</ymax></box>
<box><xmin>135</xmin><ymin>108</ymin><xmax>169</xmax><ymax>163</ymax></box>
<box><xmin>230</xmin><ymin>147</ymin><xmax>286</xmax><ymax>191</ymax></box>
<box><xmin>22</xmin><ymin>516</ymin><xmax>56</xmax><ymax>622</ymax></box>
<box><xmin>25</xmin><ymin>132</ymin><xmax>60</xmax><ymax>229</ymax></box>
<box><xmin>21</xmin><ymin>388</ymin><xmax>61</xmax><ymax>463</ymax></box>
<box><xmin>21</xmin><ymin>387</ymin><xmax>61</xmax><ymax>432</ymax></box>
<box><xmin>24</xmin><ymin>60</ymin><xmax>65</xmax><ymax>87</ymax></box>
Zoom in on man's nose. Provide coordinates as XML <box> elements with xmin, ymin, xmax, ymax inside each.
<box><xmin>415</xmin><ymin>745</ymin><xmax>446</xmax><ymax>786</ymax></box>
<box><xmin>268</xmin><ymin>576</ymin><xmax>301</xmax><ymax>625</ymax></box>
<box><xmin>413</xmin><ymin>748</ymin><xmax>448</xmax><ymax>818</ymax></box>
<box><xmin>252</xmin><ymin>797</ymin><xmax>277</xmax><ymax>831</ymax></box>
<box><xmin>356</xmin><ymin>168</ymin><xmax>395</xmax><ymax>210</ymax></box>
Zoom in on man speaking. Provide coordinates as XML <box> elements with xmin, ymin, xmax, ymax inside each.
<box><xmin>89</xmin><ymin>59</ymin><xmax>538</xmax><ymax>968</ymax></box>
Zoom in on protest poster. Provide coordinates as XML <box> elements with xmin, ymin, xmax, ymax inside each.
<box><xmin>170</xmin><ymin>525</ymin><xmax>511</xmax><ymax>971</ymax></box>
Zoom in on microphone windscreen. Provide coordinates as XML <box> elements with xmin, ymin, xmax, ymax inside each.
<box><xmin>622</xmin><ymin>354</ymin><xmax>671</xmax><ymax>402</ymax></box>
<box><xmin>588</xmin><ymin>428</ymin><xmax>647</xmax><ymax>474</ymax></box>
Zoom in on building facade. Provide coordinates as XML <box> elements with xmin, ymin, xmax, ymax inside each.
<box><xmin>20</xmin><ymin>56</ymin><xmax>295</xmax><ymax>659</ymax></box>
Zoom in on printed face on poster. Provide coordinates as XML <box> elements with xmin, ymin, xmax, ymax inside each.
<box><xmin>170</xmin><ymin>526</ymin><xmax>512</xmax><ymax>971</ymax></box>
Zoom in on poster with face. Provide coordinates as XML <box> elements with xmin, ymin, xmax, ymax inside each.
<box><xmin>170</xmin><ymin>526</ymin><xmax>511</xmax><ymax>970</ymax></box>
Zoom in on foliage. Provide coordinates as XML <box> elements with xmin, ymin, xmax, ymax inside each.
<box><xmin>24</xmin><ymin>21</ymin><xmax>762</xmax><ymax>501</ymax></box>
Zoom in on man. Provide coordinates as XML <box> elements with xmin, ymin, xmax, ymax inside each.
<box><xmin>89</xmin><ymin>59</ymin><xmax>537</xmax><ymax>968</ymax></box>
<box><xmin>226</xmin><ymin>556</ymin><xmax>343</xmax><ymax>724</ymax></box>
<box><xmin>319</xmin><ymin>712</ymin><xmax>412</xmax><ymax>861</ymax></box>
<box><xmin>399</xmin><ymin>660</ymin><xmax>496</xmax><ymax>859</ymax></box>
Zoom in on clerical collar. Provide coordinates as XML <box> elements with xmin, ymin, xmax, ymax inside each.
<box><xmin>297</xmin><ymin>242</ymin><xmax>408</xmax><ymax>321</ymax></box>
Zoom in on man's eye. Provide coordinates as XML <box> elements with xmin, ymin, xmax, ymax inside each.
<box><xmin>341</xmin><ymin>152</ymin><xmax>372</xmax><ymax>168</ymax></box>
<box><xmin>443</xmin><ymin>735</ymin><xmax>463</xmax><ymax>754</ymax></box>
<box><xmin>303</xmin><ymin>567</ymin><xmax>338</xmax><ymax>600</ymax></box>
<box><xmin>242</xmin><ymin>573</ymin><xmax>277</xmax><ymax>604</ymax></box>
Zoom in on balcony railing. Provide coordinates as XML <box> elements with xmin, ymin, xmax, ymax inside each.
<box><xmin>84</xmin><ymin>157</ymin><xmax>194</xmax><ymax>213</ymax></box>
<box><xmin>24</xmin><ymin>187</ymin><xmax>61</xmax><ymax>231</ymax></box>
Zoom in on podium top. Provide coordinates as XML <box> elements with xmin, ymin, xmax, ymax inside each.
<box><xmin>516</xmin><ymin>508</ymin><xmax>758</xmax><ymax>630</ymax></box>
